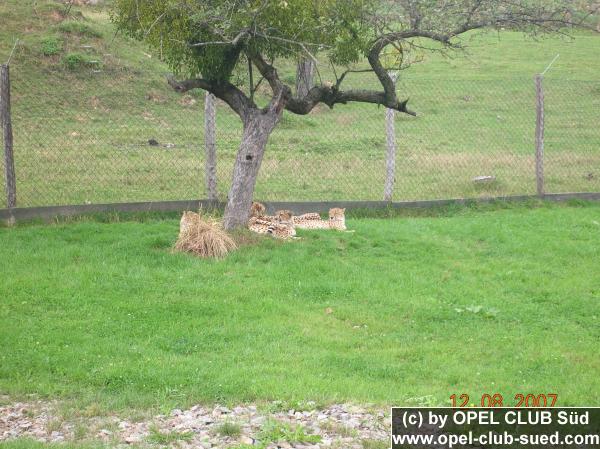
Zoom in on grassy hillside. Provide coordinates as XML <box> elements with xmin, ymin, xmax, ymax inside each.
<box><xmin>0</xmin><ymin>0</ymin><xmax>599</xmax><ymax>208</ymax></box>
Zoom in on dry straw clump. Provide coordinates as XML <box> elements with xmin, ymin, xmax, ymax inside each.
<box><xmin>175</xmin><ymin>211</ymin><xmax>237</xmax><ymax>258</ymax></box>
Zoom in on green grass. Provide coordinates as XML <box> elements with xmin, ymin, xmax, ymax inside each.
<box><xmin>146</xmin><ymin>425</ymin><xmax>193</xmax><ymax>444</ymax></box>
<box><xmin>1</xmin><ymin>202</ymin><xmax>599</xmax><ymax>411</ymax></box>
<box><xmin>215</xmin><ymin>421</ymin><xmax>242</xmax><ymax>438</ymax></box>
<box><xmin>56</xmin><ymin>21</ymin><xmax>102</xmax><ymax>38</ymax></box>
<box><xmin>361</xmin><ymin>439</ymin><xmax>389</xmax><ymax>449</ymax></box>
<box><xmin>40</xmin><ymin>36</ymin><xmax>63</xmax><ymax>56</ymax></box>
<box><xmin>62</xmin><ymin>52</ymin><xmax>98</xmax><ymax>71</ymax></box>
<box><xmin>0</xmin><ymin>441</ymin><xmax>100</xmax><ymax>449</ymax></box>
<box><xmin>257</xmin><ymin>420</ymin><xmax>321</xmax><ymax>445</ymax></box>
<box><xmin>0</xmin><ymin>0</ymin><xmax>599</xmax><ymax>208</ymax></box>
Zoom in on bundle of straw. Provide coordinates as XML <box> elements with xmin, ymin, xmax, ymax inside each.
<box><xmin>175</xmin><ymin>212</ymin><xmax>236</xmax><ymax>258</ymax></box>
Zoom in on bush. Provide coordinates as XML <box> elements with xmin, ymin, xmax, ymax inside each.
<box><xmin>57</xmin><ymin>20</ymin><xmax>102</xmax><ymax>38</ymax></box>
<box><xmin>40</xmin><ymin>37</ymin><xmax>63</xmax><ymax>56</ymax></box>
<box><xmin>62</xmin><ymin>52</ymin><xmax>96</xmax><ymax>70</ymax></box>
<box><xmin>175</xmin><ymin>212</ymin><xmax>237</xmax><ymax>259</ymax></box>
<box><xmin>216</xmin><ymin>421</ymin><xmax>241</xmax><ymax>437</ymax></box>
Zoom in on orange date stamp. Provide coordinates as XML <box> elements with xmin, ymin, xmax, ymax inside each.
<box><xmin>450</xmin><ymin>393</ymin><xmax>558</xmax><ymax>408</ymax></box>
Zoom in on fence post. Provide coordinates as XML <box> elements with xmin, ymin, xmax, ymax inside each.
<box><xmin>204</xmin><ymin>91</ymin><xmax>217</xmax><ymax>201</ymax></box>
<box><xmin>295</xmin><ymin>57</ymin><xmax>315</xmax><ymax>98</ymax></box>
<box><xmin>534</xmin><ymin>74</ymin><xmax>545</xmax><ymax>197</ymax></box>
<box><xmin>1</xmin><ymin>64</ymin><xmax>17</xmax><ymax>211</ymax></box>
<box><xmin>383</xmin><ymin>72</ymin><xmax>398</xmax><ymax>201</ymax></box>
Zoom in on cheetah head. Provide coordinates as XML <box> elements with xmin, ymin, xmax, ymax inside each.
<box><xmin>328</xmin><ymin>208</ymin><xmax>346</xmax><ymax>230</ymax></box>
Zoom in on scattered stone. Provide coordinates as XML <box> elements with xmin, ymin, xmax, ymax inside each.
<box><xmin>472</xmin><ymin>175</ymin><xmax>496</xmax><ymax>183</ymax></box>
<box><xmin>146</xmin><ymin>91</ymin><xmax>167</xmax><ymax>104</ymax></box>
<box><xmin>240</xmin><ymin>435</ymin><xmax>254</xmax><ymax>445</ymax></box>
<box><xmin>178</xmin><ymin>95</ymin><xmax>197</xmax><ymax>107</ymax></box>
<box><xmin>0</xmin><ymin>400</ymin><xmax>388</xmax><ymax>448</ymax></box>
<box><xmin>124</xmin><ymin>433</ymin><xmax>143</xmax><ymax>444</ymax></box>
<box><xmin>50</xmin><ymin>431</ymin><xmax>64</xmax><ymax>442</ymax></box>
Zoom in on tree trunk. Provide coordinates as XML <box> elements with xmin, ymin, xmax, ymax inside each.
<box><xmin>295</xmin><ymin>58</ymin><xmax>315</xmax><ymax>98</ymax></box>
<box><xmin>222</xmin><ymin>110</ymin><xmax>280</xmax><ymax>230</ymax></box>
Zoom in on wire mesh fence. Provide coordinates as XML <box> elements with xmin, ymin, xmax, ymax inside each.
<box><xmin>0</xmin><ymin>111</ymin><xmax>5</xmax><ymax>207</ymax></box>
<box><xmin>1</xmin><ymin>65</ymin><xmax>599</xmax><ymax>210</ymax></box>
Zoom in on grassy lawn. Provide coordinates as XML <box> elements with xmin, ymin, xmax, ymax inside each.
<box><xmin>1</xmin><ymin>202</ymin><xmax>599</xmax><ymax>412</ymax></box>
<box><xmin>0</xmin><ymin>442</ymin><xmax>98</xmax><ymax>449</ymax></box>
<box><xmin>0</xmin><ymin>1</ymin><xmax>599</xmax><ymax>208</ymax></box>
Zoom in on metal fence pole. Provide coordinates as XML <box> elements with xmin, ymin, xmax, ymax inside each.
<box><xmin>383</xmin><ymin>72</ymin><xmax>399</xmax><ymax>201</ymax></box>
<box><xmin>535</xmin><ymin>74</ymin><xmax>545</xmax><ymax>197</ymax></box>
<box><xmin>204</xmin><ymin>91</ymin><xmax>217</xmax><ymax>201</ymax></box>
<box><xmin>1</xmin><ymin>64</ymin><xmax>17</xmax><ymax>210</ymax></box>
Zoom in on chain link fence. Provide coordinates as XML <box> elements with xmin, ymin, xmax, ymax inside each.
<box><xmin>1</xmin><ymin>65</ymin><xmax>599</xmax><ymax>210</ymax></box>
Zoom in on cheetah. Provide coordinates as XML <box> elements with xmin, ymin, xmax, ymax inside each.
<box><xmin>265</xmin><ymin>209</ymin><xmax>293</xmax><ymax>222</ymax></box>
<box><xmin>327</xmin><ymin>207</ymin><xmax>347</xmax><ymax>231</ymax></box>
<box><xmin>247</xmin><ymin>204</ymin><xmax>296</xmax><ymax>239</ymax></box>
<box><xmin>294</xmin><ymin>212</ymin><xmax>321</xmax><ymax>221</ymax></box>
<box><xmin>250</xmin><ymin>201</ymin><xmax>266</xmax><ymax>218</ymax></box>
<box><xmin>293</xmin><ymin>208</ymin><xmax>347</xmax><ymax>231</ymax></box>
<box><xmin>257</xmin><ymin>209</ymin><xmax>294</xmax><ymax>224</ymax></box>
<box><xmin>248</xmin><ymin>216</ymin><xmax>296</xmax><ymax>239</ymax></box>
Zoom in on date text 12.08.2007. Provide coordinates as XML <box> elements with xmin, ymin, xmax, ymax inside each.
<box><xmin>450</xmin><ymin>393</ymin><xmax>558</xmax><ymax>408</ymax></box>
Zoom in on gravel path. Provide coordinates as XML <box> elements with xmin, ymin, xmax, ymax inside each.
<box><xmin>0</xmin><ymin>400</ymin><xmax>390</xmax><ymax>448</ymax></box>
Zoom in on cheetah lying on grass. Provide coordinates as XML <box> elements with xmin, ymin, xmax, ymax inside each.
<box><xmin>247</xmin><ymin>216</ymin><xmax>297</xmax><ymax>239</ymax></box>
<box><xmin>247</xmin><ymin>203</ymin><xmax>348</xmax><ymax>239</ymax></box>
<box><xmin>248</xmin><ymin>207</ymin><xmax>296</xmax><ymax>239</ymax></box>
<box><xmin>293</xmin><ymin>208</ymin><xmax>346</xmax><ymax>231</ymax></box>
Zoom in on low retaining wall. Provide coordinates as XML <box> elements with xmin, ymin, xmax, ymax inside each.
<box><xmin>2</xmin><ymin>192</ymin><xmax>600</xmax><ymax>224</ymax></box>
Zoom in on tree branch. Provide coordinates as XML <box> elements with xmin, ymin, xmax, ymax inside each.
<box><xmin>245</xmin><ymin>50</ymin><xmax>292</xmax><ymax>115</ymax></box>
<box><xmin>166</xmin><ymin>75</ymin><xmax>255</xmax><ymax>119</ymax></box>
<box><xmin>286</xmin><ymin>86</ymin><xmax>416</xmax><ymax>116</ymax></box>
<box><xmin>246</xmin><ymin>50</ymin><xmax>281</xmax><ymax>93</ymax></box>
<box><xmin>166</xmin><ymin>75</ymin><xmax>212</xmax><ymax>92</ymax></box>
